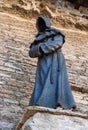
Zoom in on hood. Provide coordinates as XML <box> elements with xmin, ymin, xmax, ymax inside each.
<box><xmin>36</xmin><ymin>16</ymin><xmax>51</xmax><ymax>32</ymax></box>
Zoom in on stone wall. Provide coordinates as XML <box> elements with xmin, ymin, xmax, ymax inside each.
<box><xmin>0</xmin><ymin>12</ymin><xmax>88</xmax><ymax>129</ymax></box>
<box><xmin>0</xmin><ymin>12</ymin><xmax>37</xmax><ymax>129</ymax></box>
<box><xmin>63</xmin><ymin>29</ymin><xmax>88</xmax><ymax>92</ymax></box>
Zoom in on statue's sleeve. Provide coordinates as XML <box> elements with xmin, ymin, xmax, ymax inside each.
<box><xmin>29</xmin><ymin>35</ymin><xmax>64</xmax><ymax>58</ymax></box>
<box><xmin>39</xmin><ymin>35</ymin><xmax>63</xmax><ymax>54</ymax></box>
<box><xmin>29</xmin><ymin>43</ymin><xmax>42</xmax><ymax>58</ymax></box>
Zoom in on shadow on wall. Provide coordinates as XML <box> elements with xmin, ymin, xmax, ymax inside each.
<box><xmin>67</xmin><ymin>0</ymin><xmax>88</xmax><ymax>9</ymax></box>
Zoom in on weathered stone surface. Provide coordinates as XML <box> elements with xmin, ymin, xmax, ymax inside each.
<box><xmin>0</xmin><ymin>121</ymin><xmax>14</xmax><ymax>130</ymax></box>
<box><xmin>22</xmin><ymin>113</ymin><xmax>88</xmax><ymax>130</ymax></box>
<box><xmin>15</xmin><ymin>106</ymin><xmax>88</xmax><ymax>130</ymax></box>
<box><xmin>0</xmin><ymin>0</ymin><xmax>88</xmax><ymax>30</ymax></box>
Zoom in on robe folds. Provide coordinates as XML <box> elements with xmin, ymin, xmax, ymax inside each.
<box><xmin>29</xmin><ymin>16</ymin><xmax>76</xmax><ymax>109</ymax></box>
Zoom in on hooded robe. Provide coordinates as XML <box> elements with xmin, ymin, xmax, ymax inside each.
<box><xmin>29</xmin><ymin>16</ymin><xmax>76</xmax><ymax>109</ymax></box>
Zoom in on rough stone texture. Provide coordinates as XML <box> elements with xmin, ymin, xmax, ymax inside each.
<box><xmin>22</xmin><ymin>113</ymin><xmax>88</xmax><ymax>130</ymax></box>
<box><xmin>0</xmin><ymin>12</ymin><xmax>36</xmax><ymax>130</ymax></box>
<box><xmin>0</xmin><ymin>0</ymin><xmax>88</xmax><ymax>30</ymax></box>
<box><xmin>15</xmin><ymin>106</ymin><xmax>88</xmax><ymax>130</ymax></box>
<box><xmin>0</xmin><ymin>1</ymin><xmax>88</xmax><ymax>129</ymax></box>
<box><xmin>62</xmin><ymin>30</ymin><xmax>88</xmax><ymax>93</ymax></box>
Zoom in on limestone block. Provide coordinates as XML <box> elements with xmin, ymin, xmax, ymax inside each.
<box><xmin>16</xmin><ymin>106</ymin><xmax>88</xmax><ymax>130</ymax></box>
<box><xmin>22</xmin><ymin>113</ymin><xmax>88</xmax><ymax>130</ymax></box>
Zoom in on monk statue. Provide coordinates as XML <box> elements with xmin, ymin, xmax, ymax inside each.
<box><xmin>29</xmin><ymin>16</ymin><xmax>76</xmax><ymax>110</ymax></box>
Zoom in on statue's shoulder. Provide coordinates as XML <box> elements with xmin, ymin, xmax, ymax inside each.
<box><xmin>35</xmin><ymin>27</ymin><xmax>65</xmax><ymax>43</ymax></box>
<box><xmin>51</xmin><ymin>27</ymin><xmax>65</xmax><ymax>37</ymax></box>
<box><xmin>50</xmin><ymin>27</ymin><xmax>65</xmax><ymax>43</ymax></box>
